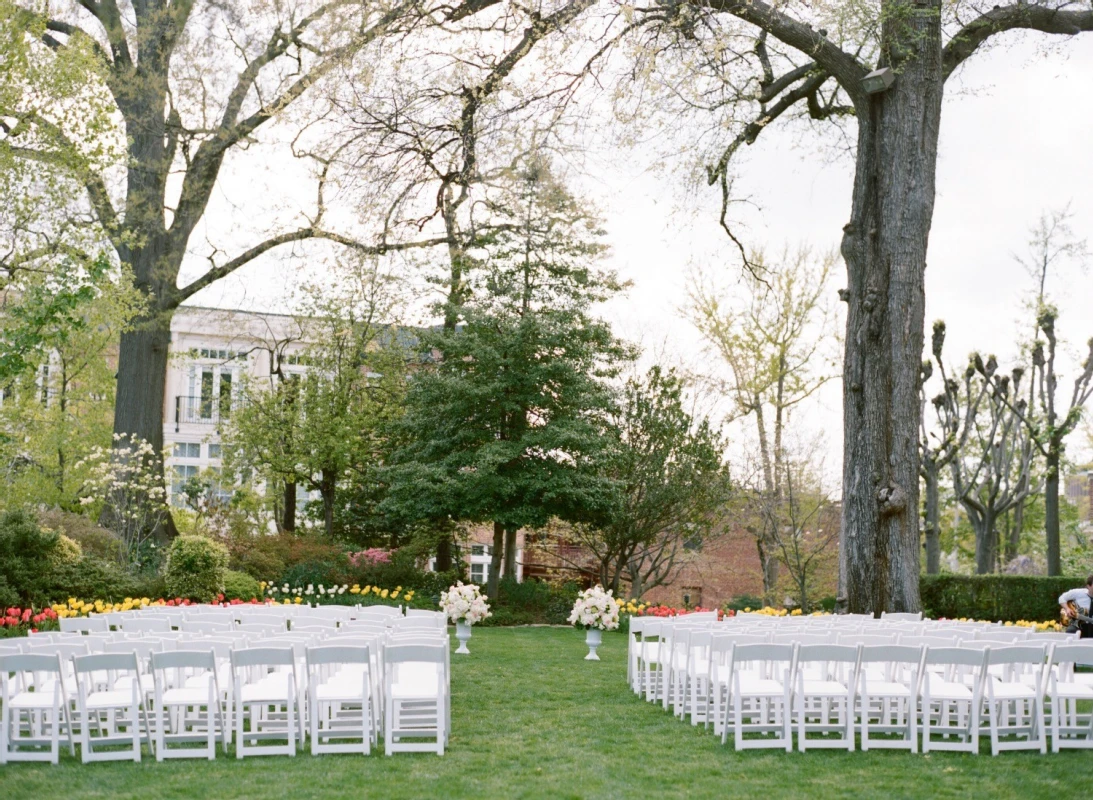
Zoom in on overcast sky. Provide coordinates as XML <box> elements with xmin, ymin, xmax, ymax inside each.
<box><xmin>186</xmin><ymin>31</ymin><xmax>1093</xmax><ymax>477</ymax></box>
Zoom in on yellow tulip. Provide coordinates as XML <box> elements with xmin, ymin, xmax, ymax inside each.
<box><xmin>380</xmin><ymin>589</ymin><xmax>389</xmax><ymax>598</ymax></box>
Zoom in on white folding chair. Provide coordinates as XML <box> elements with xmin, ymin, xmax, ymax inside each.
<box><xmin>390</xmin><ymin>616</ymin><xmax>446</xmax><ymax>632</ymax></box>
<box><xmin>0</xmin><ymin>653</ymin><xmax>76</xmax><ymax>764</ymax></box>
<box><xmin>72</xmin><ymin>652</ymin><xmax>152</xmax><ymax>762</ymax></box>
<box><xmin>794</xmin><ymin>644</ymin><xmax>860</xmax><ymax>751</ymax></box>
<box><xmin>881</xmin><ymin>612</ymin><xmax>923</xmax><ymax>622</ymax></box>
<box><xmin>725</xmin><ymin>643</ymin><xmax>796</xmax><ymax>751</ymax></box>
<box><xmin>920</xmin><ymin>647</ymin><xmax>988</xmax><ymax>754</ymax></box>
<box><xmin>306</xmin><ymin>645</ymin><xmax>374</xmax><ymax>755</ymax></box>
<box><xmin>231</xmin><ymin>647</ymin><xmax>299</xmax><ymax>758</ymax></box>
<box><xmin>119</xmin><ymin>617</ymin><xmax>172</xmax><ymax>634</ymax></box>
<box><xmin>858</xmin><ymin>644</ymin><xmax>923</xmax><ymax>752</ymax></box>
<box><xmin>983</xmin><ymin>645</ymin><xmax>1047</xmax><ymax>756</ymax></box>
<box><xmin>60</xmin><ymin>617</ymin><xmax>108</xmax><ymax>634</ymax></box>
<box><xmin>151</xmin><ymin>649</ymin><xmax>226</xmax><ymax>760</ymax></box>
<box><xmin>708</xmin><ymin>633</ymin><xmax>770</xmax><ymax>736</ymax></box>
<box><xmin>1048</xmin><ymin>642</ymin><xmax>1093</xmax><ymax>750</ymax></box>
<box><xmin>384</xmin><ymin>643</ymin><xmax>448</xmax><ymax>755</ymax></box>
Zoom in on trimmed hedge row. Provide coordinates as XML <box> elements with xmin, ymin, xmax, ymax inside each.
<box><xmin>920</xmin><ymin>575</ymin><xmax>1086</xmax><ymax>622</ymax></box>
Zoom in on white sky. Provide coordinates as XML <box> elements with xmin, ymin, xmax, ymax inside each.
<box><xmin>185</xmin><ymin>31</ymin><xmax>1093</xmax><ymax>478</ymax></box>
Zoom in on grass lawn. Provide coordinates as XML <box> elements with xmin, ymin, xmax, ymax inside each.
<box><xmin>2</xmin><ymin>626</ymin><xmax>1088</xmax><ymax>799</ymax></box>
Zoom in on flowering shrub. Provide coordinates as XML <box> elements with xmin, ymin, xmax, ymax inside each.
<box><xmin>262</xmin><ymin>581</ymin><xmax>415</xmax><ymax>607</ymax></box>
<box><xmin>347</xmin><ymin>548</ymin><xmax>392</xmax><ymax>567</ymax></box>
<box><xmin>568</xmin><ymin>585</ymin><xmax>620</xmax><ymax>631</ymax></box>
<box><xmin>618</xmin><ymin>600</ymin><xmax>721</xmax><ymax>619</ymax></box>
<box><xmin>76</xmin><ymin>434</ymin><xmax>168</xmax><ymax>570</ymax></box>
<box><xmin>439</xmin><ymin>581</ymin><xmax>491</xmax><ymax>625</ymax></box>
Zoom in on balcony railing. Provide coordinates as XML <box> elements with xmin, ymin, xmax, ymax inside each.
<box><xmin>174</xmin><ymin>395</ymin><xmax>233</xmax><ymax>431</ymax></box>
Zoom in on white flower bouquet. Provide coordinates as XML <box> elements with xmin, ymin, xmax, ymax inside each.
<box><xmin>439</xmin><ymin>581</ymin><xmax>492</xmax><ymax>625</ymax></box>
<box><xmin>568</xmin><ymin>585</ymin><xmax>620</xmax><ymax>631</ymax></box>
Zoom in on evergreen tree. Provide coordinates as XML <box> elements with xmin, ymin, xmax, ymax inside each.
<box><xmin>383</xmin><ymin>158</ymin><xmax>632</xmax><ymax>598</ymax></box>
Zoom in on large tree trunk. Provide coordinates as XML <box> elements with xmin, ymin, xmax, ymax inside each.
<box><xmin>839</xmin><ymin>2</ymin><xmax>942</xmax><ymax>613</ymax></box>
<box><xmin>320</xmin><ymin>469</ymin><xmax>336</xmax><ymax>536</ymax></box>
<box><xmin>486</xmin><ymin>521</ymin><xmax>504</xmax><ymax>600</ymax></box>
<box><xmin>435</xmin><ymin>536</ymin><xmax>453</xmax><ymax>573</ymax></box>
<box><xmin>110</xmin><ymin>309</ymin><xmax>178</xmax><ymax>540</ymax></box>
<box><xmin>282</xmin><ymin>478</ymin><xmax>297</xmax><ymax>533</ymax></box>
<box><xmin>923</xmin><ymin>462</ymin><xmax>941</xmax><ymax>574</ymax></box>
<box><xmin>1045</xmin><ymin>448</ymin><xmax>1061</xmax><ymax>575</ymax></box>
<box><xmin>973</xmin><ymin>511</ymin><xmax>996</xmax><ymax>574</ymax></box>
<box><xmin>503</xmin><ymin>526</ymin><xmax>518</xmax><ymax>581</ymax></box>
<box><xmin>757</xmin><ymin>537</ymin><xmax>780</xmax><ymax>605</ymax></box>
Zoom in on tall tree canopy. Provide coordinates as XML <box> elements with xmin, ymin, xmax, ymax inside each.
<box><xmin>382</xmin><ymin>157</ymin><xmax>632</xmax><ymax>599</ymax></box>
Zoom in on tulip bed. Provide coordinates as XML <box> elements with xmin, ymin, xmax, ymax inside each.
<box><xmin>2</xmin><ymin>627</ymin><xmax>1086</xmax><ymax>798</ymax></box>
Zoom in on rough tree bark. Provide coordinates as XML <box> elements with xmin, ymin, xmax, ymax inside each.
<box><xmin>487</xmin><ymin>520</ymin><xmax>505</xmax><ymax>600</ymax></box>
<box><xmin>839</xmin><ymin>1</ymin><xmax>941</xmax><ymax>613</ymax></box>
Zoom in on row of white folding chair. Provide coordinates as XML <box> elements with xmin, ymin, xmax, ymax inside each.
<box><xmin>699</xmin><ymin>642</ymin><xmax>1091</xmax><ymax>755</ymax></box>
<box><xmin>3</xmin><ymin>627</ymin><xmax>439</xmax><ymax>763</ymax></box>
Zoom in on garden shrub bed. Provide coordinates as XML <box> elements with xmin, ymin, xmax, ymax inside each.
<box><xmin>920</xmin><ymin>574</ymin><xmax>1084</xmax><ymax>623</ymax></box>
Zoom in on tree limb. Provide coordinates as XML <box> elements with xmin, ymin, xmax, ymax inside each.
<box><xmin>943</xmin><ymin>3</ymin><xmax>1093</xmax><ymax>79</ymax></box>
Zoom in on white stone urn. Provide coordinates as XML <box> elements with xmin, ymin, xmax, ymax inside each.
<box><xmin>584</xmin><ymin>628</ymin><xmax>603</xmax><ymax>661</ymax></box>
<box><xmin>455</xmin><ymin>620</ymin><xmax>472</xmax><ymax>654</ymax></box>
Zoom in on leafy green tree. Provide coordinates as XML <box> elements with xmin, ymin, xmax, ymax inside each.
<box><xmin>0</xmin><ymin>258</ymin><xmax>139</xmax><ymax>511</ymax></box>
<box><xmin>558</xmin><ymin>366</ymin><xmax>730</xmax><ymax>597</ymax></box>
<box><xmin>383</xmin><ymin>158</ymin><xmax>632</xmax><ymax>599</ymax></box>
<box><xmin>227</xmin><ymin>260</ymin><xmax>408</xmax><ymax>539</ymax></box>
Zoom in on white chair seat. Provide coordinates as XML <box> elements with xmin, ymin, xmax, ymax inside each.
<box><xmin>86</xmin><ymin>689</ymin><xmax>137</xmax><ymax>709</ymax></box>
<box><xmin>317</xmin><ymin>682</ymin><xmax>367</xmax><ymax>702</ymax></box>
<box><xmin>862</xmin><ymin>680</ymin><xmax>912</xmax><ymax>697</ymax></box>
<box><xmin>1054</xmin><ymin>682</ymin><xmax>1093</xmax><ymax>700</ymax></box>
<box><xmin>162</xmin><ymin>687</ymin><xmax>214</xmax><ymax>705</ymax></box>
<box><xmin>240</xmin><ymin>680</ymin><xmax>292</xmax><ymax>704</ymax></box>
<box><xmin>9</xmin><ymin>691</ymin><xmax>61</xmax><ymax>710</ymax></box>
<box><xmin>390</xmin><ymin>674</ymin><xmax>441</xmax><ymax>699</ymax></box>
<box><xmin>926</xmin><ymin>680</ymin><xmax>972</xmax><ymax>701</ymax></box>
<box><xmin>800</xmin><ymin>679</ymin><xmax>850</xmax><ymax>697</ymax></box>
<box><xmin>736</xmin><ymin>676</ymin><xmax>786</xmax><ymax>697</ymax></box>
<box><xmin>988</xmin><ymin>680</ymin><xmax>1036</xmax><ymax>700</ymax></box>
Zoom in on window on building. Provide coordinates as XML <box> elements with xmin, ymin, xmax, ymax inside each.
<box><xmin>173</xmin><ymin>442</ymin><xmax>200</xmax><ymax>459</ymax></box>
<box><xmin>207</xmin><ymin>444</ymin><xmax>222</xmax><ymax>459</ymax></box>
<box><xmin>470</xmin><ymin>563</ymin><xmax>486</xmax><ymax>584</ymax></box>
<box><xmin>470</xmin><ymin>545</ymin><xmax>486</xmax><ymax>556</ymax></box>
<box><xmin>218</xmin><ymin>369</ymin><xmax>233</xmax><ymax>419</ymax></box>
<box><xmin>199</xmin><ymin>368</ymin><xmax>214</xmax><ymax>418</ymax></box>
<box><xmin>171</xmin><ymin>464</ymin><xmax>199</xmax><ymax>506</ymax></box>
<box><xmin>682</xmin><ymin>586</ymin><xmax>702</xmax><ymax>609</ymax></box>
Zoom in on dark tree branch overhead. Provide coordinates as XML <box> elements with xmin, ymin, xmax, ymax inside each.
<box><xmin>943</xmin><ymin>3</ymin><xmax>1093</xmax><ymax>78</ymax></box>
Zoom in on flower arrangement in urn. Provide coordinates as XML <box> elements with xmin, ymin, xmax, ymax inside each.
<box><xmin>568</xmin><ymin>585</ymin><xmax>620</xmax><ymax>660</ymax></box>
<box><xmin>440</xmin><ymin>581</ymin><xmax>491</xmax><ymax>654</ymax></box>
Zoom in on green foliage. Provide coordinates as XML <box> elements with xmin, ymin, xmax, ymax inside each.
<box><xmin>44</xmin><ymin>556</ymin><xmax>141</xmax><ymax>603</ymax></box>
<box><xmin>722</xmin><ymin>594</ymin><xmax>765</xmax><ymax>612</ymax></box>
<box><xmin>164</xmin><ymin>535</ymin><xmax>230</xmax><ymax>602</ymax></box>
<box><xmin>0</xmin><ymin>509</ymin><xmax>60</xmax><ymax>604</ymax></box>
<box><xmin>225</xmin><ymin>260</ymin><xmax>408</xmax><ymax>539</ymax></box>
<box><xmin>36</xmin><ymin>509</ymin><xmax>124</xmax><ymax>563</ymax></box>
<box><xmin>586</xmin><ymin>365</ymin><xmax>730</xmax><ymax>593</ymax></box>
<box><xmin>383</xmin><ymin>158</ymin><xmax>631</xmax><ymax>543</ymax></box>
<box><xmin>224</xmin><ymin>530</ymin><xmax>344</xmax><ymax>583</ymax></box>
<box><xmin>47</xmin><ymin>534</ymin><xmax>82</xmax><ymax>568</ymax></box>
<box><xmin>222</xmin><ymin>569</ymin><xmax>261</xmax><ymax>601</ymax></box>
<box><xmin>920</xmin><ymin>574</ymin><xmax>1085</xmax><ymax>622</ymax></box>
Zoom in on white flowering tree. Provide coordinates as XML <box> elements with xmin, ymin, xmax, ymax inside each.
<box><xmin>76</xmin><ymin>434</ymin><xmax>167</xmax><ymax>570</ymax></box>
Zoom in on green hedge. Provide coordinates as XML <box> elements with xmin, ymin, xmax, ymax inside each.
<box><xmin>920</xmin><ymin>575</ymin><xmax>1085</xmax><ymax>622</ymax></box>
<box><xmin>165</xmin><ymin>535</ymin><xmax>229</xmax><ymax>602</ymax></box>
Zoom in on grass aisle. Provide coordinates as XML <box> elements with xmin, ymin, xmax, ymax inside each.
<box><xmin>2</xmin><ymin>627</ymin><xmax>1087</xmax><ymax>799</ymax></box>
